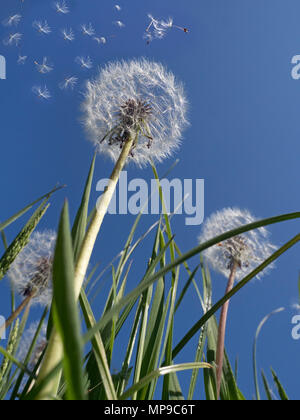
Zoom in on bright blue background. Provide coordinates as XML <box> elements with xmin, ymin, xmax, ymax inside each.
<box><xmin>1</xmin><ymin>0</ymin><xmax>300</xmax><ymax>399</ymax></box>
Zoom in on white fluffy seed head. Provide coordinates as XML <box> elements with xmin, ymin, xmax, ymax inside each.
<box><xmin>7</xmin><ymin>231</ymin><xmax>57</xmax><ymax>307</ymax></box>
<box><xmin>198</xmin><ymin>208</ymin><xmax>277</xmax><ymax>281</ymax></box>
<box><xmin>81</xmin><ymin>58</ymin><xmax>189</xmax><ymax>167</ymax></box>
<box><xmin>17</xmin><ymin>322</ymin><xmax>47</xmax><ymax>368</ymax></box>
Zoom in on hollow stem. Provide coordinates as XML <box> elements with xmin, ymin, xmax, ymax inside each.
<box><xmin>216</xmin><ymin>261</ymin><xmax>238</xmax><ymax>400</ymax></box>
<box><xmin>0</xmin><ymin>293</ymin><xmax>34</xmax><ymax>339</ymax></box>
<box><xmin>34</xmin><ymin>136</ymin><xmax>134</xmax><ymax>400</ymax></box>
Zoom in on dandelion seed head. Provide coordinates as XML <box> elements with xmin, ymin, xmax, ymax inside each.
<box><xmin>8</xmin><ymin>231</ymin><xmax>56</xmax><ymax>306</ymax></box>
<box><xmin>17</xmin><ymin>322</ymin><xmax>47</xmax><ymax>368</ymax></box>
<box><xmin>198</xmin><ymin>208</ymin><xmax>277</xmax><ymax>281</ymax></box>
<box><xmin>81</xmin><ymin>58</ymin><xmax>189</xmax><ymax>167</ymax></box>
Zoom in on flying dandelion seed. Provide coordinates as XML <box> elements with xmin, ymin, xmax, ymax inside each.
<box><xmin>54</xmin><ymin>0</ymin><xmax>69</xmax><ymax>14</ymax></box>
<box><xmin>59</xmin><ymin>76</ymin><xmax>78</xmax><ymax>90</ymax></box>
<box><xmin>93</xmin><ymin>36</ymin><xmax>107</xmax><ymax>45</ymax></box>
<box><xmin>75</xmin><ymin>56</ymin><xmax>93</xmax><ymax>69</ymax></box>
<box><xmin>114</xmin><ymin>20</ymin><xmax>125</xmax><ymax>28</ymax></box>
<box><xmin>81</xmin><ymin>59</ymin><xmax>189</xmax><ymax>166</ymax></box>
<box><xmin>3</xmin><ymin>33</ymin><xmax>22</xmax><ymax>47</ymax></box>
<box><xmin>2</xmin><ymin>14</ymin><xmax>22</xmax><ymax>27</ymax></box>
<box><xmin>34</xmin><ymin>57</ymin><xmax>53</xmax><ymax>74</ymax></box>
<box><xmin>33</xmin><ymin>20</ymin><xmax>51</xmax><ymax>35</ymax></box>
<box><xmin>17</xmin><ymin>54</ymin><xmax>27</xmax><ymax>64</ymax></box>
<box><xmin>114</xmin><ymin>5</ymin><xmax>121</xmax><ymax>11</ymax></box>
<box><xmin>198</xmin><ymin>208</ymin><xmax>277</xmax><ymax>281</ymax></box>
<box><xmin>145</xmin><ymin>14</ymin><xmax>188</xmax><ymax>44</ymax></box>
<box><xmin>62</xmin><ymin>28</ymin><xmax>75</xmax><ymax>41</ymax></box>
<box><xmin>81</xmin><ymin>23</ymin><xmax>95</xmax><ymax>36</ymax></box>
<box><xmin>8</xmin><ymin>231</ymin><xmax>56</xmax><ymax>306</ymax></box>
<box><xmin>32</xmin><ymin>85</ymin><xmax>51</xmax><ymax>100</ymax></box>
<box><xmin>145</xmin><ymin>14</ymin><xmax>165</xmax><ymax>40</ymax></box>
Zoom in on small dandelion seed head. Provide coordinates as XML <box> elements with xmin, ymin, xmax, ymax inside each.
<box><xmin>198</xmin><ymin>208</ymin><xmax>277</xmax><ymax>281</ymax></box>
<box><xmin>81</xmin><ymin>58</ymin><xmax>189</xmax><ymax>167</ymax></box>
<box><xmin>17</xmin><ymin>322</ymin><xmax>47</xmax><ymax>368</ymax></box>
<box><xmin>7</xmin><ymin>231</ymin><xmax>56</xmax><ymax>306</ymax></box>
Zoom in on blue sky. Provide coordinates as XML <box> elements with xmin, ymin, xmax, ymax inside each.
<box><xmin>1</xmin><ymin>0</ymin><xmax>300</xmax><ymax>399</ymax></box>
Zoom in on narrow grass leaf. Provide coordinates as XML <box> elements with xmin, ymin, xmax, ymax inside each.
<box><xmin>72</xmin><ymin>154</ymin><xmax>96</xmax><ymax>261</ymax></box>
<box><xmin>253</xmin><ymin>307</ymin><xmax>285</xmax><ymax>400</ymax></box>
<box><xmin>261</xmin><ymin>370</ymin><xmax>273</xmax><ymax>401</ymax></box>
<box><xmin>120</xmin><ymin>362</ymin><xmax>211</xmax><ymax>400</ymax></box>
<box><xmin>0</xmin><ymin>185</ymin><xmax>63</xmax><ymax>232</ymax></box>
<box><xmin>271</xmin><ymin>368</ymin><xmax>289</xmax><ymax>400</ymax></box>
<box><xmin>52</xmin><ymin>201</ymin><xmax>85</xmax><ymax>400</ymax></box>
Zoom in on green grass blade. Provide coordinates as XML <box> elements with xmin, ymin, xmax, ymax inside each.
<box><xmin>120</xmin><ymin>363</ymin><xmax>211</xmax><ymax>400</ymax></box>
<box><xmin>72</xmin><ymin>154</ymin><xmax>96</xmax><ymax>261</ymax></box>
<box><xmin>172</xmin><ymin>233</ymin><xmax>300</xmax><ymax>360</ymax></box>
<box><xmin>261</xmin><ymin>370</ymin><xmax>273</xmax><ymax>401</ymax></box>
<box><xmin>79</xmin><ymin>289</ymin><xmax>117</xmax><ymax>400</ymax></box>
<box><xmin>52</xmin><ymin>201</ymin><xmax>85</xmax><ymax>401</ymax></box>
<box><xmin>0</xmin><ymin>345</ymin><xmax>31</xmax><ymax>376</ymax></box>
<box><xmin>271</xmin><ymin>368</ymin><xmax>289</xmax><ymax>400</ymax></box>
<box><xmin>0</xmin><ymin>185</ymin><xmax>64</xmax><ymax>232</ymax></box>
<box><xmin>253</xmin><ymin>307</ymin><xmax>284</xmax><ymax>400</ymax></box>
<box><xmin>10</xmin><ymin>308</ymin><xmax>48</xmax><ymax>400</ymax></box>
<box><xmin>132</xmin><ymin>285</ymin><xmax>153</xmax><ymax>400</ymax></box>
<box><xmin>84</xmin><ymin>219</ymin><xmax>300</xmax><ymax>346</ymax></box>
<box><xmin>169</xmin><ymin>372</ymin><xmax>184</xmax><ymax>400</ymax></box>
<box><xmin>175</xmin><ymin>265</ymin><xmax>200</xmax><ymax>313</ymax></box>
<box><xmin>0</xmin><ymin>199</ymin><xmax>49</xmax><ymax>282</ymax></box>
